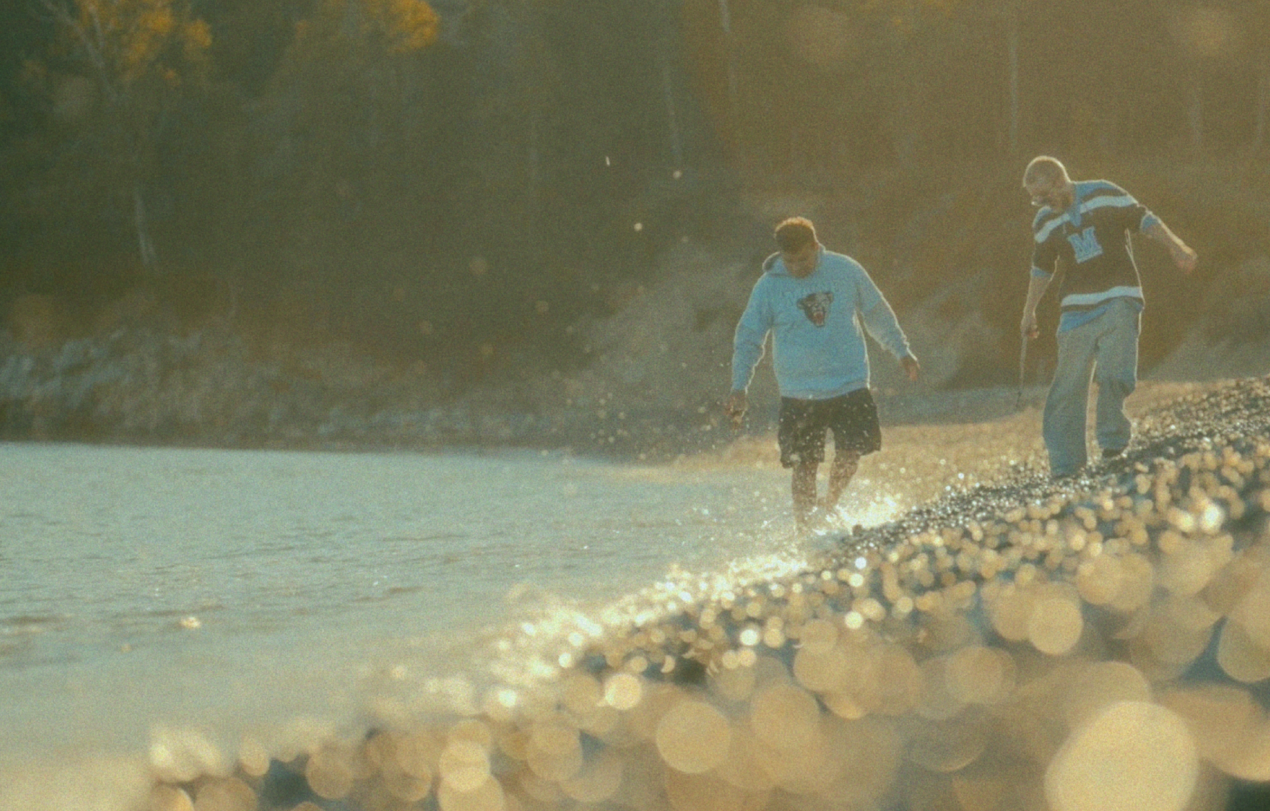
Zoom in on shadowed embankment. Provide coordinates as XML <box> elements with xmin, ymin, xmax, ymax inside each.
<box><xmin>20</xmin><ymin>376</ymin><xmax>1269</xmax><ymax>811</ymax></box>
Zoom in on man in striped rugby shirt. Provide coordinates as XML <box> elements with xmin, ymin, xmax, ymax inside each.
<box><xmin>1019</xmin><ymin>156</ymin><xmax>1197</xmax><ymax>479</ymax></box>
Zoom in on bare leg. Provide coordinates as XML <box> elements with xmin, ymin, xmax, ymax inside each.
<box><xmin>792</xmin><ymin>461</ymin><xmax>819</xmax><ymax>530</ymax></box>
<box><xmin>823</xmin><ymin>449</ymin><xmax>861</xmax><ymax>513</ymax></box>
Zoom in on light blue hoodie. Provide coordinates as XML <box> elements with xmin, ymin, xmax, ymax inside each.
<box><xmin>731</xmin><ymin>247</ymin><xmax>913</xmax><ymax>400</ymax></box>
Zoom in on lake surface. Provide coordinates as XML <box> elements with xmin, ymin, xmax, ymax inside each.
<box><xmin>0</xmin><ymin>441</ymin><xmax>855</xmax><ymax>774</ymax></box>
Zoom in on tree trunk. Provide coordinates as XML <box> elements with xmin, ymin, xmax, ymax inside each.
<box><xmin>888</xmin><ymin>35</ymin><xmax>920</xmax><ymax>165</ymax></box>
<box><xmin>1187</xmin><ymin>80</ymin><xmax>1203</xmax><ymax>154</ymax></box>
<box><xmin>1006</xmin><ymin>2</ymin><xmax>1019</xmax><ymax>157</ymax></box>
<box><xmin>526</xmin><ymin>115</ymin><xmax>540</xmax><ymax>213</ymax></box>
<box><xmin>133</xmin><ymin>182</ymin><xmax>158</xmax><ymax>273</ymax></box>
<box><xmin>43</xmin><ymin>0</ymin><xmax>161</xmax><ymax>272</ymax></box>
<box><xmin>1256</xmin><ymin>51</ymin><xmax>1269</xmax><ymax>151</ymax></box>
<box><xmin>718</xmin><ymin>0</ymin><xmax>738</xmax><ymax>122</ymax></box>
<box><xmin>661</xmin><ymin>58</ymin><xmax>683</xmax><ymax>168</ymax></box>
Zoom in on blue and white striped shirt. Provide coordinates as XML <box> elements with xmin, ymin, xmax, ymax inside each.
<box><xmin>1030</xmin><ymin>180</ymin><xmax>1159</xmax><ymax>332</ymax></box>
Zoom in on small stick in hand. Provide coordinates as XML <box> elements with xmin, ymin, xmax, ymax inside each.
<box><xmin>724</xmin><ymin>393</ymin><xmax>746</xmax><ymax>430</ymax></box>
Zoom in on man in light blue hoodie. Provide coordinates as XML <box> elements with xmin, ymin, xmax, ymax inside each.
<box><xmin>726</xmin><ymin>217</ymin><xmax>919</xmax><ymax>532</ymax></box>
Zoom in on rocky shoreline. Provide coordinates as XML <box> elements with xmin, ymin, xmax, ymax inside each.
<box><xmin>7</xmin><ymin>343</ymin><xmax>1270</xmax><ymax>809</ymax></box>
<box><xmin>80</xmin><ymin>373</ymin><xmax>1270</xmax><ymax>811</ymax></box>
<box><xmin>0</xmin><ymin>327</ymin><xmax>717</xmax><ymax>459</ymax></box>
<box><xmin>0</xmin><ymin>324</ymin><xmax>981</xmax><ymax>462</ymax></box>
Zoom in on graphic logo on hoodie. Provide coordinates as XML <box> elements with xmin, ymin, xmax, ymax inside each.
<box><xmin>797</xmin><ymin>291</ymin><xmax>833</xmax><ymax>327</ymax></box>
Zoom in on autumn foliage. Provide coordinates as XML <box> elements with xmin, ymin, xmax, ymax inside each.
<box><xmin>64</xmin><ymin>0</ymin><xmax>212</xmax><ymax>88</ymax></box>
<box><xmin>1</xmin><ymin>0</ymin><xmax>1268</xmax><ymax>388</ymax></box>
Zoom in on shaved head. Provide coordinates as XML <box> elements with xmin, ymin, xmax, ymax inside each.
<box><xmin>1023</xmin><ymin>156</ymin><xmax>1070</xmax><ymax>188</ymax></box>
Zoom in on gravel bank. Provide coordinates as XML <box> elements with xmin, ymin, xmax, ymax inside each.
<box><xmin>12</xmin><ymin>376</ymin><xmax>1266</xmax><ymax>811</ymax></box>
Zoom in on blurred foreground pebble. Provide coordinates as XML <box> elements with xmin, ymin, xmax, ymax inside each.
<box><xmin>148</xmin><ymin>378</ymin><xmax>1270</xmax><ymax>811</ymax></box>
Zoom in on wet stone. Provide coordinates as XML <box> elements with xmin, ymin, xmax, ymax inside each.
<box><xmin>131</xmin><ymin>377</ymin><xmax>1270</xmax><ymax>811</ymax></box>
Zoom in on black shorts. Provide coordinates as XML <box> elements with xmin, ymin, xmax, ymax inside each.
<box><xmin>777</xmin><ymin>388</ymin><xmax>881</xmax><ymax>468</ymax></box>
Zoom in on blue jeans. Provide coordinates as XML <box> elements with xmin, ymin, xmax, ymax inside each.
<box><xmin>1043</xmin><ymin>298</ymin><xmax>1141</xmax><ymax>476</ymax></box>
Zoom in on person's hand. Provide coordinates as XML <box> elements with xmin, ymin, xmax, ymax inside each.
<box><xmin>900</xmin><ymin>355</ymin><xmax>920</xmax><ymax>382</ymax></box>
<box><xmin>1172</xmin><ymin>242</ymin><xmax>1198</xmax><ymax>275</ymax></box>
<box><xmin>724</xmin><ymin>391</ymin><xmax>747</xmax><ymax>429</ymax></box>
<box><xmin>1021</xmin><ymin>311</ymin><xmax>1040</xmax><ymax>340</ymax></box>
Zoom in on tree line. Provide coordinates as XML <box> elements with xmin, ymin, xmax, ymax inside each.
<box><xmin>1</xmin><ymin>0</ymin><xmax>1266</xmax><ymax>385</ymax></box>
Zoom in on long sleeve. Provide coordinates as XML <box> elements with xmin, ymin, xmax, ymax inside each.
<box><xmin>855</xmin><ymin>271</ymin><xmax>912</xmax><ymax>361</ymax></box>
<box><xmin>731</xmin><ymin>281</ymin><xmax>772</xmax><ymax>393</ymax></box>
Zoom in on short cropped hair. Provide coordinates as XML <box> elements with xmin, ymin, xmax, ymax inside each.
<box><xmin>1023</xmin><ymin>155</ymin><xmax>1069</xmax><ymax>187</ymax></box>
<box><xmin>774</xmin><ymin>217</ymin><xmax>817</xmax><ymax>253</ymax></box>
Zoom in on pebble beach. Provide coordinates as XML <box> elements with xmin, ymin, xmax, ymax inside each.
<box><xmin>11</xmin><ymin>374</ymin><xmax>1267</xmax><ymax>811</ymax></box>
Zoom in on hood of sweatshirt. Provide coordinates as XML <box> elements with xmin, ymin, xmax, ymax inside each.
<box><xmin>761</xmin><ymin>246</ymin><xmax>824</xmax><ymax>278</ymax></box>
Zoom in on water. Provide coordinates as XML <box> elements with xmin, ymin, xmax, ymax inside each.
<box><xmin>0</xmin><ymin>402</ymin><xmax>1044</xmax><ymax>810</ymax></box>
<box><xmin>6</xmin><ymin>385</ymin><xmax>1270</xmax><ymax>810</ymax></box>
<box><xmin>0</xmin><ymin>441</ymin><xmax>820</xmax><ymax>769</ymax></box>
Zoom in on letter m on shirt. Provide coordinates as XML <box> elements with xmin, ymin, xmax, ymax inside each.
<box><xmin>1066</xmin><ymin>226</ymin><xmax>1103</xmax><ymax>263</ymax></box>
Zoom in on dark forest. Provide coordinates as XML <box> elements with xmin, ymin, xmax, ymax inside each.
<box><xmin>2</xmin><ymin>0</ymin><xmax>1268</xmax><ymax>395</ymax></box>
